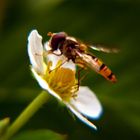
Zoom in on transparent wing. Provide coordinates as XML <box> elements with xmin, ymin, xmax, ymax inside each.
<box><xmin>90</xmin><ymin>44</ymin><xmax>119</xmax><ymax>53</ymax></box>
<box><xmin>75</xmin><ymin>50</ymin><xmax>117</xmax><ymax>82</ymax></box>
<box><xmin>75</xmin><ymin>50</ymin><xmax>100</xmax><ymax>72</ymax></box>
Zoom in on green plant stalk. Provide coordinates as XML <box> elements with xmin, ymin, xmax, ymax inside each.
<box><xmin>1</xmin><ymin>91</ymin><xmax>49</xmax><ymax>140</ymax></box>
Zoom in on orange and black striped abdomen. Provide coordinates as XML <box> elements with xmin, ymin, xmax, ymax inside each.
<box><xmin>77</xmin><ymin>52</ymin><xmax>117</xmax><ymax>83</ymax></box>
<box><xmin>91</xmin><ymin>55</ymin><xmax>117</xmax><ymax>83</ymax></box>
<box><xmin>98</xmin><ymin>61</ymin><xmax>117</xmax><ymax>83</ymax></box>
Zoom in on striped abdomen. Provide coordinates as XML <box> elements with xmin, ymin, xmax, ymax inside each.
<box><xmin>92</xmin><ymin>55</ymin><xmax>117</xmax><ymax>83</ymax></box>
<box><xmin>77</xmin><ymin>52</ymin><xmax>117</xmax><ymax>83</ymax></box>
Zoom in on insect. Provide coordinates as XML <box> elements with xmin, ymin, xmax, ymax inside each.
<box><xmin>47</xmin><ymin>32</ymin><xmax>117</xmax><ymax>83</ymax></box>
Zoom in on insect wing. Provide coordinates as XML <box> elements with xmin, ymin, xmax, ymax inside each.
<box><xmin>90</xmin><ymin>44</ymin><xmax>119</xmax><ymax>53</ymax></box>
<box><xmin>75</xmin><ymin>50</ymin><xmax>100</xmax><ymax>72</ymax></box>
<box><xmin>75</xmin><ymin>50</ymin><xmax>117</xmax><ymax>83</ymax></box>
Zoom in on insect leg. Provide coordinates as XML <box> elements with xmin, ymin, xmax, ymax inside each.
<box><xmin>70</xmin><ymin>67</ymin><xmax>84</xmax><ymax>96</ymax></box>
<box><xmin>44</xmin><ymin>50</ymin><xmax>62</xmax><ymax>56</ymax></box>
<box><xmin>79</xmin><ymin>69</ymin><xmax>89</xmax><ymax>82</ymax></box>
<box><xmin>77</xmin><ymin>67</ymin><xmax>84</xmax><ymax>86</ymax></box>
<box><xmin>75</xmin><ymin>61</ymin><xmax>87</xmax><ymax>87</ymax></box>
<box><xmin>35</xmin><ymin>50</ymin><xmax>62</xmax><ymax>57</ymax></box>
<box><xmin>49</xmin><ymin>58</ymin><xmax>68</xmax><ymax>73</ymax></box>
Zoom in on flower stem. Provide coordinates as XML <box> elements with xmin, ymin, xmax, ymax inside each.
<box><xmin>1</xmin><ymin>91</ymin><xmax>49</xmax><ymax>140</ymax></box>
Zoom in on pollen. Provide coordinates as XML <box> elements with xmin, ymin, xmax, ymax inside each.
<box><xmin>43</xmin><ymin>60</ymin><xmax>78</xmax><ymax>101</ymax></box>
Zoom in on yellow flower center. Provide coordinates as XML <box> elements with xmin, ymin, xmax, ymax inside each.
<box><xmin>43</xmin><ymin>60</ymin><xmax>78</xmax><ymax>101</ymax></box>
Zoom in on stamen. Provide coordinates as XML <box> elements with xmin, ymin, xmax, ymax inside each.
<box><xmin>43</xmin><ymin>60</ymin><xmax>78</xmax><ymax>101</ymax></box>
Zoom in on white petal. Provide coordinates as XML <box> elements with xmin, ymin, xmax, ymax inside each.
<box><xmin>44</xmin><ymin>42</ymin><xmax>76</xmax><ymax>71</ymax></box>
<box><xmin>44</xmin><ymin>41</ymin><xmax>51</xmax><ymax>51</ymax></box>
<box><xmin>28</xmin><ymin>30</ymin><xmax>46</xmax><ymax>74</ymax></box>
<box><xmin>31</xmin><ymin>68</ymin><xmax>62</xmax><ymax>101</ymax></box>
<box><xmin>62</xmin><ymin>59</ymin><xmax>76</xmax><ymax>71</ymax></box>
<box><xmin>70</xmin><ymin>86</ymin><xmax>102</xmax><ymax>119</ymax></box>
<box><xmin>66</xmin><ymin>103</ymin><xmax>97</xmax><ymax>130</ymax></box>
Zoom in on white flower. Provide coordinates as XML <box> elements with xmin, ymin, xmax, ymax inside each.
<box><xmin>28</xmin><ymin>29</ymin><xmax>102</xmax><ymax>130</ymax></box>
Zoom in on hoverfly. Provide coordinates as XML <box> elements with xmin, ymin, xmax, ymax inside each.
<box><xmin>47</xmin><ymin>32</ymin><xmax>117</xmax><ymax>83</ymax></box>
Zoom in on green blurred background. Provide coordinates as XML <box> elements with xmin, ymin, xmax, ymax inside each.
<box><xmin>0</xmin><ymin>0</ymin><xmax>140</xmax><ymax>139</ymax></box>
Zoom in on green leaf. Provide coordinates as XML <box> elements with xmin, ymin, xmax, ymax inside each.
<box><xmin>11</xmin><ymin>129</ymin><xmax>66</xmax><ymax>140</ymax></box>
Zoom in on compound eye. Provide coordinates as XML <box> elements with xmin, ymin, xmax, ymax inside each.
<box><xmin>50</xmin><ymin>32</ymin><xmax>66</xmax><ymax>50</ymax></box>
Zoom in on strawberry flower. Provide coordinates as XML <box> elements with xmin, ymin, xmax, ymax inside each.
<box><xmin>28</xmin><ymin>30</ymin><xmax>102</xmax><ymax>130</ymax></box>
